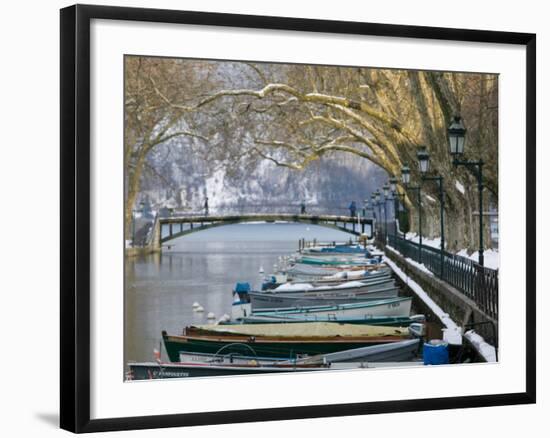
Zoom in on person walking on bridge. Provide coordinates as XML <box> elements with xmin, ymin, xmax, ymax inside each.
<box><xmin>349</xmin><ymin>200</ymin><xmax>357</xmax><ymax>218</ymax></box>
<box><xmin>300</xmin><ymin>202</ymin><xmax>306</xmax><ymax>214</ymax></box>
<box><xmin>204</xmin><ymin>196</ymin><xmax>209</xmax><ymax>217</ymax></box>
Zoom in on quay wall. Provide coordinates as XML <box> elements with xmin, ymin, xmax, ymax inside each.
<box><xmin>383</xmin><ymin>245</ymin><xmax>498</xmax><ymax>352</ymax></box>
<box><xmin>125</xmin><ymin>217</ymin><xmax>161</xmax><ymax>258</ymax></box>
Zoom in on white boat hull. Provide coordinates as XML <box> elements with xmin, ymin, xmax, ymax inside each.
<box><xmin>253</xmin><ymin>297</ymin><xmax>412</xmax><ymax>319</ymax></box>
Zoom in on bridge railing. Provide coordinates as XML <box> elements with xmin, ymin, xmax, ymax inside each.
<box><xmin>387</xmin><ymin>233</ymin><xmax>499</xmax><ymax>320</ymax></box>
<box><xmin>159</xmin><ymin>205</ymin><xmax>375</xmax><ymax>218</ymax></box>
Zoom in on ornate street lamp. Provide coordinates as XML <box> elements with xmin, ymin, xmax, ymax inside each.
<box><xmin>448</xmin><ymin>115</ymin><xmax>467</xmax><ymax>156</ymax></box>
<box><xmin>448</xmin><ymin>115</ymin><xmax>485</xmax><ymax>266</ymax></box>
<box><xmin>417</xmin><ymin>147</ymin><xmax>445</xmax><ymax>277</ymax></box>
<box><xmin>401</xmin><ymin>164</ymin><xmax>422</xmax><ymax>263</ymax></box>
<box><xmin>363</xmin><ymin>199</ymin><xmax>370</xmax><ymax>218</ymax></box>
<box><xmin>401</xmin><ymin>165</ymin><xmax>411</xmax><ymax>185</ymax></box>
<box><xmin>383</xmin><ymin>183</ymin><xmax>390</xmax><ymax>198</ymax></box>
<box><xmin>417</xmin><ymin>146</ymin><xmax>431</xmax><ymax>174</ymax></box>
<box><xmin>389</xmin><ymin>176</ymin><xmax>398</xmax><ymax>193</ymax></box>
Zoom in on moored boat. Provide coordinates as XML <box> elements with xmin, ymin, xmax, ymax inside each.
<box><xmin>162</xmin><ymin>326</ymin><xmax>410</xmax><ymax>361</ymax></box>
<box><xmin>268</xmin><ymin>276</ymin><xmax>395</xmax><ymax>294</ymax></box>
<box><xmin>236</xmin><ymin>314</ymin><xmax>424</xmax><ymax>326</ymax></box>
<box><xmin>127</xmin><ymin>357</ymin><xmax>424</xmax><ymax>380</ymax></box>
<box><xmin>270</xmin><ymin>278</ymin><xmax>396</xmax><ymax>294</ymax></box>
<box><xmin>261</xmin><ymin>268</ymin><xmax>392</xmax><ymax>290</ymax></box>
<box><xmin>189</xmin><ymin>321</ymin><xmax>409</xmax><ymax>338</ymax></box>
<box><xmin>285</xmin><ymin>263</ymin><xmax>386</xmax><ymax>280</ymax></box>
<box><xmin>301</xmin><ymin>244</ymin><xmax>366</xmax><ymax>255</ymax></box>
<box><xmin>292</xmin><ymin>338</ymin><xmax>421</xmax><ymax>364</ymax></box>
<box><xmin>179</xmin><ymin>338</ymin><xmax>422</xmax><ymax>364</ymax></box>
<box><xmin>246</xmin><ymin>286</ymin><xmax>400</xmax><ymax>309</ymax></box>
<box><xmin>249</xmin><ymin>296</ymin><xmax>413</xmax><ymax>319</ymax></box>
<box><xmin>295</xmin><ymin>255</ymin><xmax>382</xmax><ymax>266</ymax></box>
<box><xmin>128</xmin><ymin>361</ymin><xmax>329</xmax><ymax>379</ymax></box>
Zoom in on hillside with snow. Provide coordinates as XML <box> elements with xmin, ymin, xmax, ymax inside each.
<box><xmin>136</xmin><ymin>140</ymin><xmax>387</xmax><ymax>215</ymax></box>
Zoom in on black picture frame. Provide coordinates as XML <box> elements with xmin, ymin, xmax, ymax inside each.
<box><xmin>60</xmin><ymin>4</ymin><xmax>536</xmax><ymax>433</ymax></box>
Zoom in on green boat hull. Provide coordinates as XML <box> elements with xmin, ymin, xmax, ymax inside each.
<box><xmin>162</xmin><ymin>332</ymin><xmax>403</xmax><ymax>361</ymax></box>
<box><xmin>235</xmin><ymin>316</ymin><xmax>419</xmax><ymax>326</ymax></box>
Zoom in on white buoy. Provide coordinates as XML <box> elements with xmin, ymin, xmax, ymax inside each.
<box><xmin>192</xmin><ymin>302</ymin><xmax>200</xmax><ymax>309</ymax></box>
<box><xmin>207</xmin><ymin>312</ymin><xmax>216</xmax><ymax>319</ymax></box>
<box><xmin>195</xmin><ymin>305</ymin><xmax>204</xmax><ymax>313</ymax></box>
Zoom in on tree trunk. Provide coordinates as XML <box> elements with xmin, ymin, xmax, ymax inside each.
<box><xmin>125</xmin><ymin>154</ymin><xmax>146</xmax><ymax>241</ymax></box>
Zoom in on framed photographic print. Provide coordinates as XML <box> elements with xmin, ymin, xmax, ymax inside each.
<box><xmin>60</xmin><ymin>4</ymin><xmax>536</xmax><ymax>433</ymax></box>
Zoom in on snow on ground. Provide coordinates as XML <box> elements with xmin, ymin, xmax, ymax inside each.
<box><xmin>404</xmin><ymin>233</ymin><xmax>441</xmax><ymax>250</ymax></box>
<box><xmin>456</xmin><ymin>248</ymin><xmax>500</xmax><ymax>270</ymax></box>
<box><xmin>384</xmin><ymin>252</ymin><xmax>497</xmax><ymax>360</ymax></box>
<box><xmin>455</xmin><ymin>180</ymin><xmax>465</xmax><ymax>194</ymax></box>
<box><xmin>464</xmin><ymin>330</ymin><xmax>497</xmax><ymax>362</ymax></box>
<box><xmin>403</xmin><ymin>233</ymin><xmax>499</xmax><ymax>269</ymax></box>
<box><xmin>383</xmin><ymin>256</ymin><xmax>461</xmax><ymax>345</ymax></box>
<box><xmin>386</xmin><ymin>245</ymin><xmax>433</xmax><ymax>276</ymax></box>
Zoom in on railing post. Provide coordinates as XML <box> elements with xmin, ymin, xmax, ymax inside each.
<box><xmin>439</xmin><ymin>177</ymin><xmax>445</xmax><ymax>278</ymax></box>
<box><xmin>478</xmin><ymin>162</ymin><xmax>485</xmax><ymax>266</ymax></box>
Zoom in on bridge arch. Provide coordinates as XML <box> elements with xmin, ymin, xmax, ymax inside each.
<box><xmin>157</xmin><ymin>214</ymin><xmax>374</xmax><ymax>248</ymax></box>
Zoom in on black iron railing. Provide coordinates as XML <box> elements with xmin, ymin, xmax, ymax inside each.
<box><xmin>387</xmin><ymin>233</ymin><xmax>498</xmax><ymax>320</ymax></box>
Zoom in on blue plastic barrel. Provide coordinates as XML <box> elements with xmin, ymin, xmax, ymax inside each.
<box><xmin>423</xmin><ymin>340</ymin><xmax>449</xmax><ymax>365</ymax></box>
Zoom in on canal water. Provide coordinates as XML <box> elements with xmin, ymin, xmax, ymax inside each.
<box><xmin>124</xmin><ymin>222</ymin><xmax>354</xmax><ymax>368</ymax></box>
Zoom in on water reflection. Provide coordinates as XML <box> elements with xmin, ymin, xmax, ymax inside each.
<box><xmin>124</xmin><ymin>223</ymin><xmax>355</xmax><ymax>368</ymax></box>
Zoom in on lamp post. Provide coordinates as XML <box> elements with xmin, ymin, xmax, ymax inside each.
<box><xmin>389</xmin><ymin>176</ymin><xmax>400</xmax><ymax>231</ymax></box>
<box><xmin>373</xmin><ymin>190</ymin><xmax>382</xmax><ymax>240</ymax></box>
<box><xmin>448</xmin><ymin>115</ymin><xmax>485</xmax><ymax>266</ymax></box>
<box><xmin>393</xmin><ymin>190</ymin><xmax>406</xmax><ymax>237</ymax></box>
<box><xmin>401</xmin><ymin>164</ymin><xmax>422</xmax><ymax>263</ymax></box>
<box><xmin>382</xmin><ymin>183</ymin><xmax>390</xmax><ymax>243</ymax></box>
<box><xmin>417</xmin><ymin>147</ymin><xmax>445</xmax><ymax>277</ymax></box>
